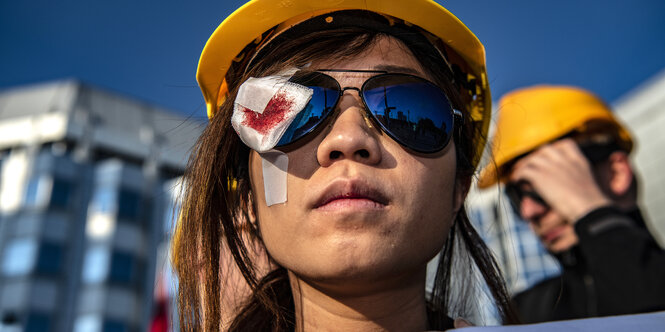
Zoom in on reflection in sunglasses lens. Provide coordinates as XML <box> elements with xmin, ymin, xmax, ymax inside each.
<box><xmin>362</xmin><ymin>76</ymin><xmax>453</xmax><ymax>152</ymax></box>
<box><xmin>280</xmin><ymin>73</ymin><xmax>339</xmax><ymax>145</ymax></box>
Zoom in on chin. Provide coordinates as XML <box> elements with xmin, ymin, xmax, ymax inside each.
<box><xmin>289</xmin><ymin>242</ymin><xmax>430</xmax><ymax>284</ymax></box>
<box><xmin>293</xmin><ymin>259</ymin><xmax>424</xmax><ymax>289</ymax></box>
<box><xmin>547</xmin><ymin>238</ymin><xmax>578</xmax><ymax>253</ymax></box>
<box><xmin>301</xmin><ymin>263</ymin><xmax>387</xmax><ymax>283</ymax></box>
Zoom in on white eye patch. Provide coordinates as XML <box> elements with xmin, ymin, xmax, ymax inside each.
<box><xmin>231</xmin><ymin>72</ymin><xmax>313</xmax><ymax>206</ymax></box>
<box><xmin>231</xmin><ymin>75</ymin><xmax>313</xmax><ymax>153</ymax></box>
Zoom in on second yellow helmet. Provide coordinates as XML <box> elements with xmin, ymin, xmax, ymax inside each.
<box><xmin>478</xmin><ymin>85</ymin><xmax>633</xmax><ymax>188</ymax></box>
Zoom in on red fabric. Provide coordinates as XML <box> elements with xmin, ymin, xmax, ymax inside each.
<box><xmin>149</xmin><ymin>300</ymin><xmax>168</xmax><ymax>332</ymax></box>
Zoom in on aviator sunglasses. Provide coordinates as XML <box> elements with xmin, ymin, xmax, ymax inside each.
<box><xmin>504</xmin><ymin>180</ymin><xmax>548</xmax><ymax>216</ymax></box>
<box><xmin>276</xmin><ymin>69</ymin><xmax>463</xmax><ymax>153</ymax></box>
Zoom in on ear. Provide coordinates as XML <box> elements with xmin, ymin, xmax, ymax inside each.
<box><xmin>606</xmin><ymin>151</ymin><xmax>634</xmax><ymax>197</ymax></box>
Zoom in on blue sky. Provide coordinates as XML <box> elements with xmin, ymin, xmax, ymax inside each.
<box><xmin>1</xmin><ymin>1</ymin><xmax>664</xmax><ymax>119</ymax></box>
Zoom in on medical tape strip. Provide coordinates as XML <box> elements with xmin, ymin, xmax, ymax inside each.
<box><xmin>260</xmin><ymin>150</ymin><xmax>288</xmax><ymax>206</ymax></box>
<box><xmin>231</xmin><ymin>70</ymin><xmax>312</xmax><ymax>205</ymax></box>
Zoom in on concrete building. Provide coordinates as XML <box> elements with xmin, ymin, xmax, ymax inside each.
<box><xmin>0</xmin><ymin>80</ymin><xmax>202</xmax><ymax>332</ymax></box>
<box><xmin>614</xmin><ymin>68</ymin><xmax>665</xmax><ymax>246</ymax></box>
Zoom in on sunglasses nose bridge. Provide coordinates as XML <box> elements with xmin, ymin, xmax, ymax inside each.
<box><xmin>340</xmin><ymin>86</ymin><xmax>361</xmax><ymax>93</ymax></box>
<box><xmin>336</xmin><ymin>86</ymin><xmax>379</xmax><ymax>130</ymax></box>
<box><xmin>338</xmin><ymin>86</ymin><xmax>363</xmax><ymax>104</ymax></box>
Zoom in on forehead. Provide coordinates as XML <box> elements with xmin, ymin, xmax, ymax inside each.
<box><xmin>310</xmin><ymin>35</ymin><xmax>430</xmax><ymax>80</ymax></box>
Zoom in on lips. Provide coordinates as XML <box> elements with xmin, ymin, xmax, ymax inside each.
<box><xmin>312</xmin><ymin>179</ymin><xmax>389</xmax><ymax>210</ymax></box>
<box><xmin>541</xmin><ymin>226</ymin><xmax>566</xmax><ymax>243</ymax></box>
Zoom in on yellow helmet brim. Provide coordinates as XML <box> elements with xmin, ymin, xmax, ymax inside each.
<box><xmin>478</xmin><ymin>85</ymin><xmax>634</xmax><ymax>188</ymax></box>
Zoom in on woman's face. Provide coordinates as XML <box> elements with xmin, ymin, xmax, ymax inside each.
<box><xmin>248</xmin><ymin>36</ymin><xmax>463</xmax><ymax>285</ymax></box>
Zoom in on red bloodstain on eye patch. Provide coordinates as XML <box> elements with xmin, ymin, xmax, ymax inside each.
<box><xmin>242</xmin><ymin>92</ymin><xmax>294</xmax><ymax>135</ymax></box>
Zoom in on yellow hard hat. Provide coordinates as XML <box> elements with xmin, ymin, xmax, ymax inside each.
<box><xmin>478</xmin><ymin>85</ymin><xmax>634</xmax><ymax>188</ymax></box>
<box><xmin>197</xmin><ymin>0</ymin><xmax>491</xmax><ymax>167</ymax></box>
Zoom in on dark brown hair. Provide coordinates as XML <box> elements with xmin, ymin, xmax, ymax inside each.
<box><xmin>173</xmin><ymin>25</ymin><xmax>518</xmax><ymax>331</ymax></box>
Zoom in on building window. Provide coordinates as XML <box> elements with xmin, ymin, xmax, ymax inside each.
<box><xmin>117</xmin><ymin>188</ymin><xmax>141</xmax><ymax>221</ymax></box>
<box><xmin>73</xmin><ymin>314</ymin><xmax>101</xmax><ymax>332</ymax></box>
<box><xmin>109</xmin><ymin>251</ymin><xmax>137</xmax><ymax>285</ymax></box>
<box><xmin>1</xmin><ymin>238</ymin><xmax>37</xmax><ymax>276</ymax></box>
<box><xmin>49</xmin><ymin>177</ymin><xmax>73</xmax><ymax>210</ymax></box>
<box><xmin>103</xmin><ymin>319</ymin><xmax>129</xmax><ymax>332</ymax></box>
<box><xmin>82</xmin><ymin>246</ymin><xmax>110</xmax><ymax>284</ymax></box>
<box><xmin>35</xmin><ymin>242</ymin><xmax>63</xmax><ymax>275</ymax></box>
<box><xmin>91</xmin><ymin>185</ymin><xmax>116</xmax><ymax>214</ymax></box>
<box><xmin>1</xmin><ymin>312</ymin><xmax>20</xmax><ymax>329</ymax></box>
<box><xmin>25</xmin><ymin>312</ymin><xmax>51</xmax><ymax>332</ymax></box>
<box><xmin>24</xmin><ymin>176</ymin><xmax>47</xmax><ymax>208</ymax></box>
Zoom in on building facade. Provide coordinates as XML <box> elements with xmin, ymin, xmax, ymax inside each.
<box><xmin>614</xmin><ymin>68</ymin><xmax>665</xmax><ymax>246</ymax></box>
<box><xmin>0</xmin><ymin>80</ymin><xmax>202</xmax><ymax>332</ymax></box>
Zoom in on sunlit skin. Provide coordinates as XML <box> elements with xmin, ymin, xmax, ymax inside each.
<box><xmin>247</xmin><ymin>36</ymin><xmax>466</xmax><ymax>331</ymax></box>
<box><xmin>509</xmin><ymin>139</ymin><xmax>613</xmax><ymax>253</ymax></box>
<box><xmin>516</xmin><ymin>184</ymin><xmax>581</xmax><ymax>253</ymax></box>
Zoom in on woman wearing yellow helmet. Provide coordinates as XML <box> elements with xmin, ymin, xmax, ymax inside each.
<box><xmin>173</xmin><ymin>1</ymin><xmax>517</xmax><ymax>330</ymax></box>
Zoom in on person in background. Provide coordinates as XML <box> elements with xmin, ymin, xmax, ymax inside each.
<box><xmin>478</xmin><ymin>85</ymin><xmax>665</xmax><ymax>323</ymax></box>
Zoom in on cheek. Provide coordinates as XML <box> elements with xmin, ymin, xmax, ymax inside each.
<box><xmin>248</xmin><ymin>152</ymin><xmax>286</xmax><ymax>260</ymax></box>
<box><xmin>395</xmin><ymin>148</ymin><xmax>459</xmax><ymax>249</ymax></box>
<box><xmin>248</xmin><ymin>151</ymin><xmax>281</xmax><ymax>231</ymax></box>
<box><xmin>407</xmin><ymin>147</ymin><xmax>458</xmax><ymax>208</ymax></box>
<box><xmin>247</xmin><ymin>149</ymin><xmax>314</xmax><ymax>259</ymax></box>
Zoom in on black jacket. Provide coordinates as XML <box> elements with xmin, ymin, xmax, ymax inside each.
<box><xmin>512</xmin><ymin>207</ymin><xmax>665</xmax><ymax>323</ymax></box>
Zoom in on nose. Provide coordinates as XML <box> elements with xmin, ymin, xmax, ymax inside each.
<box><xmin>316</xmin><ymin>92</ymin><xmax>382</xmax><ymax>167</ymax></box>
<box><xmin>520</xmin><ymin>196</ymin><xmax>548</xmax><ymax>224</ymax></box>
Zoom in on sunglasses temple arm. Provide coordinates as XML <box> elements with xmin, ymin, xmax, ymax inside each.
<box><xmin>453</xmin><ymin>109</ymin><xmax>464</xmax><ymax>124</ymax></box>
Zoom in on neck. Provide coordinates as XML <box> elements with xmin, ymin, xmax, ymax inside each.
<box><xmin>288</xmin><ymin>269</ymin><xmax>429</xmax><ymax>332</ymax></box>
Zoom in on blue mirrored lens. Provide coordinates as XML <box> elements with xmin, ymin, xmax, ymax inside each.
<box><xmin>277</xmin><ymin>74</ymin><xmax>339</xmax><ymax>146</ymax></box>
<box><xmin>362</xmin><ymin>75</ymin><xmax>454</xmax><ymax>152</ymax></box>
